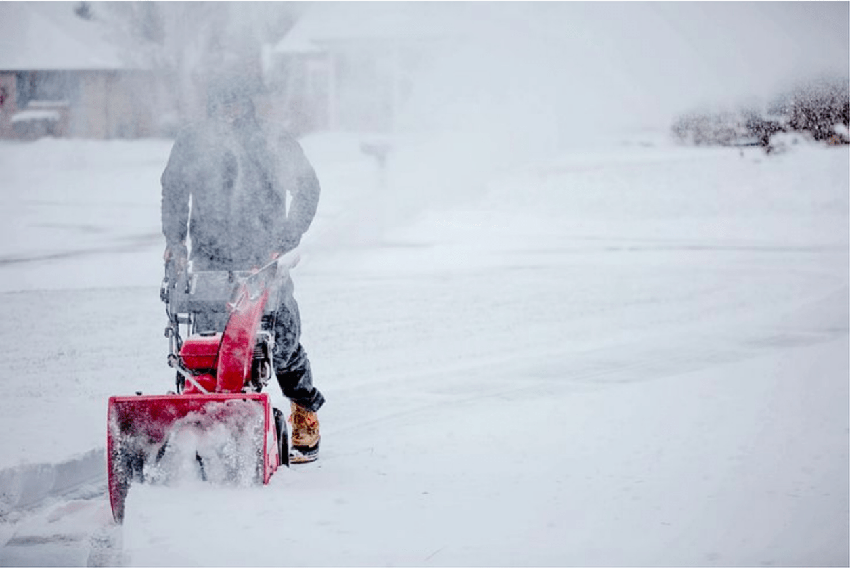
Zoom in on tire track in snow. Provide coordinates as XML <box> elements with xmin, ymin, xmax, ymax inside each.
<box><xmin>0</xmin><ymin>233</ymin><xmax>161</xmax><ymax>267</ymax></box>
<box><xmin>319</xmin><ymin>285</ymin><xmax>848</xmax><ymax>440</ymax></box>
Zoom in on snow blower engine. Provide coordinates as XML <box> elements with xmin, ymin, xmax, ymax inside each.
<box><xmin>106</xmin><ymin>254</ymin><xmax>297</xmax><ymax>523</ymax></box>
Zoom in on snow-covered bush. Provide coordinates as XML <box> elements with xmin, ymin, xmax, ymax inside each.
<box><xmin>770</xmin><ymin>76</ymin><xmax>849</xmax><ymax>143</ymax></box>
<box><xmin>673</xmin><ymin>75</ymin><xmax>849</xmax><ymax>148</ymax></box>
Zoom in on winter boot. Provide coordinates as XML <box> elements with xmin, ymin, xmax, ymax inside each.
<box><xmin>289</xmin><ymin>401</ymin><xmax>320</xmax><ymax>464</ymax></box>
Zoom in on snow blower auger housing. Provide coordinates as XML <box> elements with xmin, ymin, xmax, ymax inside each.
<box><xmin>107</xmin><ymin>254</ymin><xmax>298</xmax><ymax>523</ymax></box>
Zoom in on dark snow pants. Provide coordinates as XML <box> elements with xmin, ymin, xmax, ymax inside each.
<box><xmin>271</xmin><ymin>281</ymin><xmax>325</xmax><ymax>412</ymax></box>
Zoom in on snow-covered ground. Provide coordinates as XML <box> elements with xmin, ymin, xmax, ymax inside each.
<box><xmin>0</xmin><ymin>133</ymin><xmax>847</xmax><ymax>566</ymax></box>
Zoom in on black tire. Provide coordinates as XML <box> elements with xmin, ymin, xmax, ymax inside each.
<box><xmin>273</xmin><ymin>407</ymin><xmax>290</xmax><ymax>468</ymax></box>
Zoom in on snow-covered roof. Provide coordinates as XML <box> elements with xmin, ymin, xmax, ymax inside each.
<box><xmin>273</xmin><ymin>2</ymin><xmax>466</xmax><ymax>54</ymax></box>
<box><xmin>0</xmin><ymin>3</ymin><xmax>129</xmax><ymax>71</ymax></box>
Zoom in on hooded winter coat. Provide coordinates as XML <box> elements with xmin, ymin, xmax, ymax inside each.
<box><xmin>161</xmin><ymin>110</ymin><xmax>320</xmax><ymax>268</ymax></box>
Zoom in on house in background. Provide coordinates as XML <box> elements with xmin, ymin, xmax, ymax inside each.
<box><xmin>0</xmin><ymin>3</ymin><xmax>156</xmax><ymax>139</ymax></box>
<box><xmin>264</xmin><ymin>2</ymin><xmax>462</xmax><ymax>136</ymax></box>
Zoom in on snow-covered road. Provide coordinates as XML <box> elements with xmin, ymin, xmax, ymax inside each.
<box><xmin>0</xmin><ymin>135</ymin><xmax>847</xmax><ymax>566</ymax></box>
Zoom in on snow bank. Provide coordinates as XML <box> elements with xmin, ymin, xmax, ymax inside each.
<box><xmin>0</xmin><ymin>449</ymin><xmax>104</xmax><ymax>516</ymax></box>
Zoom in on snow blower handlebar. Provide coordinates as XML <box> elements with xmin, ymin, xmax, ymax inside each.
<box><xmin>159</xmin><ymin>250</ymin><xmax>301</xmax><ymax>391</ymax></box>
<box><xmin>161</xmin><ymin>249</ymin><xmax>300</xmax><ymax>308</ymax></box>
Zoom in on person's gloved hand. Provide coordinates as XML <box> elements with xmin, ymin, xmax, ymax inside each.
<box><xmin>270</xmin><ymin>225</ymin><xmax>303</xmax><ymax>267</ymax></box>
<box><xmin>164</xmin><ymin>242</ymin><xmax>188</xmax><ymax>273</ymax></box>
<box><xmin>278</xmin><ymin>224</ymin><xmax>302</xmax><ymax>255</ymax></box>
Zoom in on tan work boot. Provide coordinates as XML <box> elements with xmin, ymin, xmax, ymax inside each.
<box><xmin>289</xmin><ymin>401</ymin><xmax>320</xmax><ymax>464</ymax></box>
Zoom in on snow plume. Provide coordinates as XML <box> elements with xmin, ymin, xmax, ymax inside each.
<box><xmin>99</xmin><ymin>2</ymin><xmax>302</xmax><ymax>127</ymax></box>
<box><xmin>141</xmin><ymin>400</ymin><xmax>265</xmax><ymax>488</ymax></box>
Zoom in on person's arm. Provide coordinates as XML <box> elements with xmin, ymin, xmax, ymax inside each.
<box><xmin>160</xmin><ymin>130</ymin><xmax>195</xmax><ymax>257</ymax></box>
<box><xmin>279</xmin><ymin>134</ymin><xmax>321</xmax><ymax>252</ymax></box>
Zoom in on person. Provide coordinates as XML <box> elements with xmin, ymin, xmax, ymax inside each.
<box><xmin>160</xmin><ymin>76</ymin><xmax>324</xmax><ymax>463</ymax></box>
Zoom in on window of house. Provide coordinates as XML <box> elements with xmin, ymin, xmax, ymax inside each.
<box><xmin>15</xmin><ymin>71</ymin><xmax>78</xmax><ymax>109</ymax></box>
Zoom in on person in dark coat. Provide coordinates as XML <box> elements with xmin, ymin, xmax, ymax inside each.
<box><xmin>161</xmin><ymin>77</ymin><xmax>324</xmax><ymax>463</ymax></box>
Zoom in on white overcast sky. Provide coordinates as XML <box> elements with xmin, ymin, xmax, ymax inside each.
<box><xmin>384</xmin><ymin>1</ymin><xmax>849</xmax><ymax>143</ymax></box>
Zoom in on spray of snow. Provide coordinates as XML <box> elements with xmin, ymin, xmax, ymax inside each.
<box><xmin>143</xmin><ymin>400</ymin><xmax>266</xmax><ymax>488</ymax></box>
<box><xmin>296</xmin><ymin>2</ymin><xmax>850</xmax><ymax>245</ymax></box>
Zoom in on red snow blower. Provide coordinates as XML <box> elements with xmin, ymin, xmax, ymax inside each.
<box><xmin>107</xmin><ymin>254</ymin><xmax>297</xmax><ymax>523</ymax></box>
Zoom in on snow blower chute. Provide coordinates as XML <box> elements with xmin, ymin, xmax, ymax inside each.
<box><xmin>107</xmin><ymin>255</ymin><xmax>297</xmax><ymax>523</ymax></box>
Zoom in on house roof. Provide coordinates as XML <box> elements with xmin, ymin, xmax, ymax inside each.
<box><xmin>272</xmin><ymin>2</ymin><xmax>468</xmax><ymax>54</ymax></box>
<box><xmin>0</xmin><ymin>2</ymin><xmax>129</xmax><ymax>71</ymax></box>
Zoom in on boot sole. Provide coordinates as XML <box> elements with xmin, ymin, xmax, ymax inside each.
<box><xmin>289</xmin><ymin>439</ymin><xmax>320</xmax><ymax>464</ymax></box>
